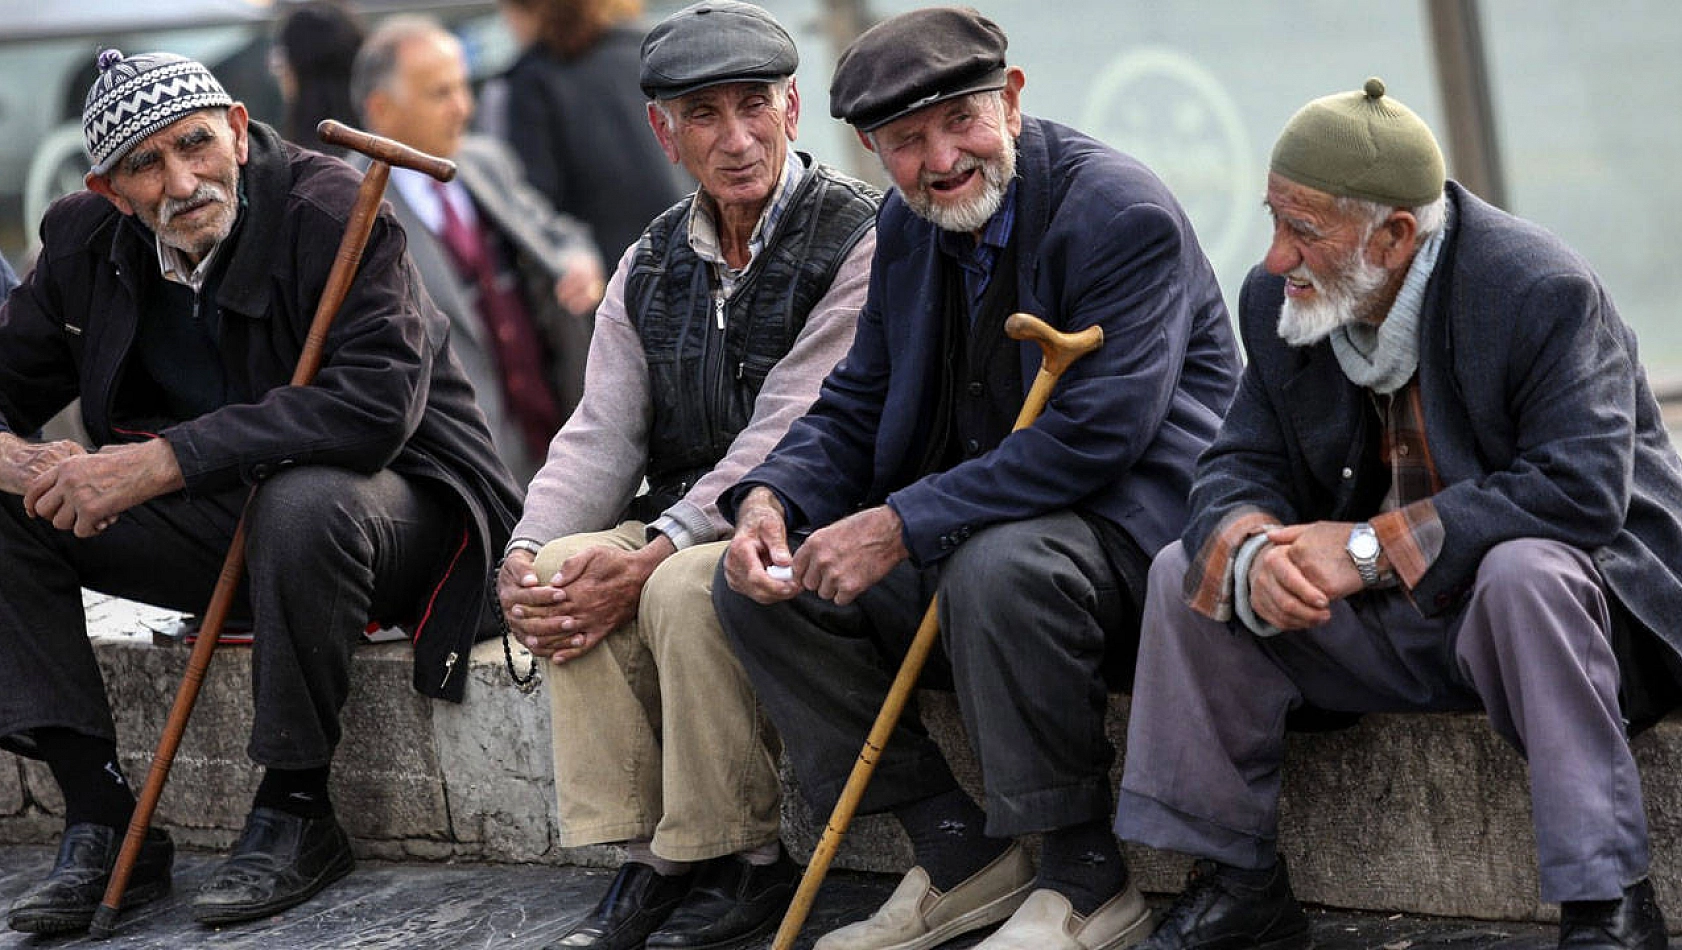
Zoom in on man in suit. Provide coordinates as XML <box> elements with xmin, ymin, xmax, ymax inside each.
<box><xmin>353</xmin><ymin>15</ymin><xmax>604</xmax><ymax>482</ymax></box>
<box><xmin>1116</xmin><ymin>79</ymin><xmax>1681</xmax><ymax>950</ymax></box>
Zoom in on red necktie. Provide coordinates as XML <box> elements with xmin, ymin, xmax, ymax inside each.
<box><xmin>432</xmin><ymin>181</ymin><xmax>564</xmax><ymax>459</ymax></box>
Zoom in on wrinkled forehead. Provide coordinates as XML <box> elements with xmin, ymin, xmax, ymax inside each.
<box><xmin>111</xmin><ymin>108</ymin><xmax>230</xmax><ymax>167</ymax></box>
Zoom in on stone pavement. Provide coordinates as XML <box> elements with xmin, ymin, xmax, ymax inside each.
<box><xmin>0</xmin><ymin>840</ymin><xmax>1568</xmax><ymax>950</ymax></box>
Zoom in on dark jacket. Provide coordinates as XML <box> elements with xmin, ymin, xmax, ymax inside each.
<box><xmin>500</xmin><ymin>26</ymin><xmax>686</xmax><ymax>265</ymax></box>
<box><xmin>1190</xmin><ymin>182</ymin><xmax>1682</xmax><ymax>719</ymax></box>
<box><xmin>0</xmin><ymin>122</ymin><xmax>522</xmax><ymax>701</ymax></box>
<box><xmin>726</xmin><ymin>116</ymin><xmax>1240</xmax><ymax>564</ymax></box>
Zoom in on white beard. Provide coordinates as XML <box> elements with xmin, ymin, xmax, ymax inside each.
<box><xmin>1277</xmin><ymin>251</ymin><xmax>1391</xmax><ymax>347</ymax></box>
<box><xmin>902</xmin><ymin>132</ymin><xmax>1017</xmax><ymax>234</ymax></box>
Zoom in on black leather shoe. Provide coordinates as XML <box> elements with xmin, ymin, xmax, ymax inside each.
<box><xmin>7</xmin><ymin>823</ymin><xmax>173</xmax><ymax>934</ymax></box>
<box><xmin>190</xmin><ymin>807</ymin><xmax>354</xmax><ymax>925</ymax></box>
<box><xmin>1560</xmin><ymin>879</ymin><xmax>1667</xmax><ymax>950</ymax></box>
<box><xmin>647</xmin><ymin>846</ymin><xmax>799</xmax><ymax>949</ymax></box>
<box><xmin>1140</xmin><ymin>858</ymin><xmax>1311</xmax><ymax>950</ymax></box>
<box><xmin>546</xmin><ymin>862</ymin><xmax>696</xmax><ymax>950</ymax></box>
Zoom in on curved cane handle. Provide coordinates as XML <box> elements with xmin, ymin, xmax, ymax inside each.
<box><xmin>317</xmin><ymin>120</ymin><xmax>457</xmax><ymax>182</ymax></box>
<box><xmin>1005</xmin><ymin>312</ymin><xmax>1105</xmax><ymax>375</ymax></box>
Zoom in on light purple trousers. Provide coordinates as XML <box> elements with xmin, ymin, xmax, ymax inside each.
<box><xmin>1114</xmin><ymin>537</ymin><xmax>1649</xmax><ymax>903</ymax></box>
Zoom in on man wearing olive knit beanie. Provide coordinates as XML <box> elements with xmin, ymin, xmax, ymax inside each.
<box><xmin>1116</xmin><ymin>78</ymin><xmax>1682</xmax><ymax>950</ymax></box>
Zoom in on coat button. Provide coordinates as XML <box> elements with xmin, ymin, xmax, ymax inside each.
<box><xmin>251</xmin><ymin>463</ymin><xmax>273</xmax><ymax>480</ymax></box>
<box><xmin>964</xmin><ymin>439</ymin><xmax>980</xmax><ymax>456</ymax></box>
<box><xmin>1341</xmin><ymin>467</ymin><xmax>1354</xmax><ymax>479</ymax></box>
<box><xmin>967</xmin><ymin>382</ymin><xmax>984</xmax><ymax>397</ymax></box>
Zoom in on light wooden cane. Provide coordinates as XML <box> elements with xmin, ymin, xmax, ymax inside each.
<box><xmin>89</xmin><ymin>121</ymin><xmax>456</xmax><ymax>939</ymax></box>
<box><xmin>771</xmin><ymin>312</ymin><xmax>1105</xmax><ymax>950</ymax></box>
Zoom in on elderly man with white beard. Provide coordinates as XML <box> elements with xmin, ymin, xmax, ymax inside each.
<box><xmin>713</xmin><ymin>8</ymin><xmax>1239</xmax><ymax>949</ymax></box>
<box><xmin>1115</xmin><ymin>78</ymin><xmax>1682</xmax><ymax>950</ymax></box>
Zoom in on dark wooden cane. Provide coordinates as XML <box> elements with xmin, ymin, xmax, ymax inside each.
<box><xmin>771</xmin><ymin>313</ymin><xmax>1106</xmax><ymax>950</ymax></box>
<box><xmin>89</xmin><ymin>121</ymin><xmax>455</xmax><ymax>939</ymax></box>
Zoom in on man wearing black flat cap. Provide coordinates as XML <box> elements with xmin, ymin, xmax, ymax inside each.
<box><xmin>496</xmin><ymin>3</ymin><xmax>880</xmax><ymax>949</ymax></box>
<box><xmin>715</xmin><ymin>7</ymin><xmax>1240</xmax><ymax>950</ymax></box>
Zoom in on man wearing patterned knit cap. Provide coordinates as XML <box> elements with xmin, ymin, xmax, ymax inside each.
<box><xmin>0</xmin><ymin>50</ymin><xmax>519</xmax><ymax>932</ymax></box>
<box><xmin>1117</xmin><ymin>78</ymin><xmax>1682</xmax><ymax>950</ymax></box>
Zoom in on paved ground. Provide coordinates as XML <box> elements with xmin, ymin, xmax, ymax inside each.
<box><xmin>0</xmin><ymin>841</ymin><xmax>1574</xmax><ymax>950</ymax></box>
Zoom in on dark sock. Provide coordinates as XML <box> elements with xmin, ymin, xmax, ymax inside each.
<box><xmin>1038</xmin><ymin>818</ymin><xmax>1128</xmax><ymax>916</ymax></box>
<box><xmin>893</xmin><ymin>788</ymin><xmax>1009</xmax><ymax>891</ymax></box>
<box><xmin>37</xmin><ymin>727</ymin><xmax>135</xmax><ymax>830</ymax></box>
<box><xmin>254</xmin><ymin>766</ymin><xmax>333</xmax><ymax>819</ymax></box>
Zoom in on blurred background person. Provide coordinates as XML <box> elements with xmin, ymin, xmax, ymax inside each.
<box><xmin>355</xmin><ymin>15</ymin><xmax>605</xmax><ymax>483</ymax></box>
<box><xmin>491</xmin><ymin>0</ymin><xmax>686</xmax><ymax>267</ymax></box>
<box><xmin>270</xmin><ymin>0</ymin><xmax>367</xmax><ymax>157</ymax></box>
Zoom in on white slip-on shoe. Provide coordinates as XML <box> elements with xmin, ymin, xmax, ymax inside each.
<box><xmin>814</xmin><ymin>843</ymin><xmax>1036</xmax><ymax>950</ymax></box>
<box><xmin>974</xmin><ymin>884</ymin><xmax>1153</xmax><ymax>950</ymax></box>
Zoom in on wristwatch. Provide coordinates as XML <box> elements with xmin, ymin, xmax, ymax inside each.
<box><xmin>1346</xmin><ymin>523</ymin><xmax>1382</xmax><ymax>587</ymax></box>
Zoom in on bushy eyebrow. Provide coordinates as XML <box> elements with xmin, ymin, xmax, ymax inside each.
<box><xmin>119</xmin><ymin>124</ymin><xmax>219</xmax><ymax>175</ymax></box>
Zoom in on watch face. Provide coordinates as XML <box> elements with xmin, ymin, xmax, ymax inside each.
<box><xmin>1349</xmin><ymin>530</ymin><xmax>1380</xmax><ymax>560</ymax></box>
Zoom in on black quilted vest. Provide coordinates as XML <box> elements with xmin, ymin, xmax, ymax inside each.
<box><xmin>624</xmin><ymin>156</ymin><xmax>879</xmax><ymax>515</ymax></box>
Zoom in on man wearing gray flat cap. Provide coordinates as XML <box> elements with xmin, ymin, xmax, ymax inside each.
<box><xmin>715</xmin><ymin>7</ymin><xmax>1239</xmax><ymax>950</ymax></box>
<box><xmin>1116</xmin><ymin>78</ymin><xmax>1682</xmax><ymax>950</ymax></box>
<box><xmin>496</xmin><ymin>3</ymin><xmax>881</xmax><ymax>949</ymax></box>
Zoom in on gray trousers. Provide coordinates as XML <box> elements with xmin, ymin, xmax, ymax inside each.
<box><xmin>0</xmin><ymin>466</ymin><xmax>452</xmax><ymax>770</ymax></box>
<box><xmin>714</xmin><ymin>511</ymin><xmax>1133</xmax><ymax>838</ymax></box>
<box><xmin>1114</xmin><ymin>538</ymin><xmax>1649</xmax><ymax>903</ymax></box>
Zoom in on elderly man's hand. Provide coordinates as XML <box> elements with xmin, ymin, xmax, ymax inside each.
<box><xmin>498</xmin><ymin>548</ymin><xmax>568</xmax><ymax>654</ymax></box>
<box><xmin>793</xmin><ymin>505</ymin><xmax>907</xmax><ymax>607</ymax></box>
<box><xmin>0</xmin><ymin>435</ymin><xmax>86</xmax><ymax>496</ymax></box>
<box><xmin>553</xmin><ymin>252</ymin><xmax>606</xmax><ymax>316</ymax></box>
<box><xmin>21</xmin><ymin>439</ymin><xmax>183</xmax><ymax>537</ymax></box>
<box><xmin>723</xmin><ymin>486</ymin><xmax>801</xmax><ymax>604</ymax></box>
<box><xmin>1246</xmin><ymin>521</ymin><xmax>1366</xmax><ymax>630</ymax></box>
<box><xmin>511</xmin><ymin>538</ymin><xmax>673</xmax><ymax>664</ymax></box>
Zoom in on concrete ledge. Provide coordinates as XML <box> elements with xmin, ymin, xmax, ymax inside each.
<box><xmin>1</xmin><ymin>594</ymin><xmax>1678</xmax><ymax>926</ymax></box>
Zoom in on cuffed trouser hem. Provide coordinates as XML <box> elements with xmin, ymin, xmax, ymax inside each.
<box><xmin>985</xmin><ymin>776</ymin><xmax>1115</xmax><ymax>839</ymax></box>
<box><xmin>1113</xmin><ymin>787</ymin><xmax>1278</xmax><ymax>870</ymax></box>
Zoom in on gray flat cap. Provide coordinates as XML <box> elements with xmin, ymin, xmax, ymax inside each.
<box><xmin>830</xmin><ymin>7</ymin><xmax>1007</xmax><ymax>132</ymax></box>
<box><xmin>639</xmin><ymin>1</ymin><xmax>798</xmax><ymax>100</ymax></box>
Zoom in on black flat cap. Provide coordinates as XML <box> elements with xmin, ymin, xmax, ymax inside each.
<box><xmin>639</xmin><ymin>1</ymin><xmax>798</xmax><ymax>100</ymax></box>
<box><xmin>830</xmin><ymin>7</ymin><xmax>1008</xmax><ymax>132</ymax></box>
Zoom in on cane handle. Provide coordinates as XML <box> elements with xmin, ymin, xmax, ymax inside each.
<box><xmin>317</xmin><ymin>120</ymin><xmax>456</xmax><ymax>182</ymax></box>
<box><xmin>1005</xmin><ymin>312</ymin><xmax>1104</xmax><ymax>375</ymax></box>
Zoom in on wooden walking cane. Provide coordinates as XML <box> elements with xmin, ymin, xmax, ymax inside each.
<box><xmin>771</xmin><ymin>312</ymin><xmax>1105</xmax><ymax>950</ymax></box>
<box><xmin>89</xmin><ymin>120</ymin><xmax>456</xmax><ymax>939</ymax></box>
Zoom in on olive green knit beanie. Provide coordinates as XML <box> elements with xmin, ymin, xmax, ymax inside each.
<box><xmin>1270</xmin><ymin>77</ymin><xmax>1444</xmax><ymax>207</ymax></box>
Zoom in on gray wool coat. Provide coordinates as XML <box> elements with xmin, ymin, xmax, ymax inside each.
<box><xmin>1188</xmin><ymin>181</ymin><xmax>1682</xmax><ymax>724</ymax></box>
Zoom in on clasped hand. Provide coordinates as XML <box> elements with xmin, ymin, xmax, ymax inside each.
<box><xmin>0</xmin><ymin>436</ymin><xmax>183</xmax><ymax>538</ymax></box>
<box><xmin>498</xmin><ymin>538</ymin><xmax>671</xmax><ymax>664</ymax></box>
<box><xmin>1246</xmin><ymin>521</ymin><xmax>1367</xmax><ymax>631</ymax></box>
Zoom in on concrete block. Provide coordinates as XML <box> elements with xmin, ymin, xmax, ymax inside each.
<box><xmin>430</xmin><ymin>639</ymin><xmax>558</xmax><ymax>862</ymax></box>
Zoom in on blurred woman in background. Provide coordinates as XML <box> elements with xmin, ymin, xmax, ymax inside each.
<box><xmin>492</xmin><ymin>0</ymin><xmax>686</xmax><ymax>266</ymax></box>
<box><xmin>271</xmin><ymin>0</ymin><xmax>367</xmax><ymax>157</ymax></box>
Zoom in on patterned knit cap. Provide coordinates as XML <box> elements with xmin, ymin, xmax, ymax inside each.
<box><xmin>83</xmin><ymin>49</ymin><xmax>233</xmax><ymax>175</ymax></box>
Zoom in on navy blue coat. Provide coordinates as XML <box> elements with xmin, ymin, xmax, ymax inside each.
<box><xmin>1189</xmin><ymin>182</ymin><xmax>1682</xmax><ymax>714</ymax></box>
<box><xmin>726</xmin><ymin>116</ymin><xmax>1239</xmax><ymax>564</ymax></box>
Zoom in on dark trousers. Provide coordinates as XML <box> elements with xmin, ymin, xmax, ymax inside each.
<box><xmin>1115</xmin><ymin>539</ymin><xmax>1648</xmax><ymax>903</ymax></box>
<box><xmin>0</xmin><ymin>466</ymin><xmax>452</xmax><ymax>770</ymax></box>
<box><xmin>714</xmin><ymin>511</ymin><xmax>1137</xmax><ymax>838</ymax></box>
